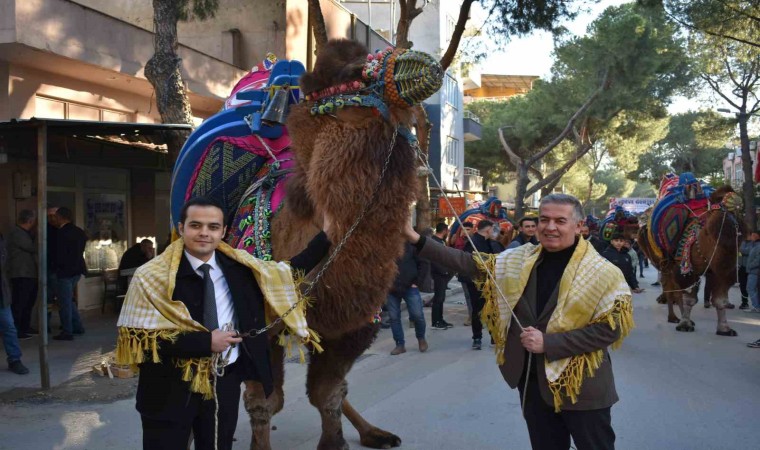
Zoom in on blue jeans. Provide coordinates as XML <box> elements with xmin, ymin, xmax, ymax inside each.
<box><xmin>0</xmin><ymin>304</ymin><xmax>22</xmax><ymax>364</ymax></box>
<box><xmin>386</xmin><ymin>287</ymin><xmax>426</xmax><ymax>346</ymax></box>
<box><xmin>56</xmin><ymin>275</ymin><xmax>84</xmax><ymax>335</ymax></box>
<box><xmin>748</xmin><ymin>273</ymin><xmax>760</xmax><ymax>309</ymax></box>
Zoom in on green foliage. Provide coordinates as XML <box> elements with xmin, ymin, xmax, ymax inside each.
<box><xmin>482</xmin><ymin>0</ymin><xmax>582</xmax><ymax>38</ymax></box>
<box><xmin>177</xmin><ymin>0</ymin><xmax>219</xmax><ymax>21</ymax></box>
<box><xmin>463</xmin><ymin>101</ymin><xmax>514</xmax><ymax>184</ymax></box>
<box><xmin>627</xmin><ymin>111</ymin><xmax>734</xmax><ymax>185</ymax></box>
<box><xmin>660</xmin><ymin>0</ymin><xmax>760</xmax><ymax>48</ymax></box>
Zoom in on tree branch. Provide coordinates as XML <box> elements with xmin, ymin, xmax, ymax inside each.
<box><xmin>308</xmin><ymin>0</ymin><xmax>328</xmax><ymax>54</ymax></box>
<box><xmin>526</xmin><ymin>68</ymin><xmax>610</xmax><ymax>167</ymax></box>
<box><xmin>396</xmin><ymin>0</ymin><xmax>425</xmax><ymax>49</ymax></box>
<box><xmin>700</xmin><ymin>73</ymin><xmax>742</xmax><ymax>109</ymax></box>
<box><xmin>524</xmin><ymin>143</ymin><xmax>594</xmax><ymax>198</ymax></box>
<box><xmin>498</xmin><ymin>127</ymin><xmax>524</xmax><ymax>167</ymax></box>
<box><xmin>439</xmin><ymin>0</ymin><xmax>476</xmax><ymax>70</ymax></box>
<box><xmin>663</xmin><ymin>8</ymin><xmax>760</xmax><ymax>49</ymax></box>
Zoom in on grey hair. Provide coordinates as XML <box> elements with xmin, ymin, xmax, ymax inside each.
<box><xmin>539</xmin><ymin>194</ymin><xmax>584</xmax><ymax>222</ymax></box>
<box><xmin>17</xmin><ymin>209</ymin><xmax>36</xmax><ymax>224</ymax></box>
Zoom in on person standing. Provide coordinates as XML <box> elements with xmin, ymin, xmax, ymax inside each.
<box><xmin>738</xmin><ymin>232</ymin><xmax>759</xmax><ymax>310</ymax></box>
<box><xmin>116</xmin><ymin>197</ymin><xmax>331</xmax><ymax>450</ymax></box>
<box><xmin>387</xmin><ymin>242</ymin><xmax>428</xmax><ymax>355</ymax></box>
<box><xmin>745</xmin><ymin>235</ymin><xmax>760</xmax><ymax>313</ymax></box>
<box><xmin>406</xmin><ymin>193</ymin><xmax>634</xmax><ymax>450</ymax></box>
<box><xmin>580</xmin><ymin>224</ymin><xmax>607</xmax><ymax>253</ymax></box>
<box><xmin>51</xmin><ymin>207</ymin><xmax>87</xmax><ymax>341</ymax></box>
<box><xmin>458</xmin><ymin>221</ymin><xmax>474</xmax><ymax>326</ymax></box>
<box><xmin>430</xmin><ymin>223</ymin><xmax>453</xmax><ymax>331</ymax></box>
<box><xmin>8</xmin><ymin>209</ymin><xmax>39</xmax><ymax>339</ymax></box>
<box><xmin>507</xmin><ymin>216</ymin><xmax>538</xmax><ymax>249</ymax></box>
<box><xmin>463</xmin><ymin>220</ymin><xmax>496</xmax><ymax>350</ymax></box>
<box><xmin>0</xmin><ymin>233</ymin><xmax>30</xmax><ymax>375</ymax></box>
<box><xmin>601</xmin><ymin>235</ymin><xmax>643</xmax><ymax>293</ymax></box>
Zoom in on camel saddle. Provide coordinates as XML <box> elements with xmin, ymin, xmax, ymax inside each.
<box><xmin>647</xmin><ymin>173</ymin><xmax>714</xmax><ymax>269</ymax></box>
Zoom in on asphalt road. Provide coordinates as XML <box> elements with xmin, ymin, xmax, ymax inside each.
<box><xmin>0</xmin><ymin>265</ymin><xmax>758</xmax><ymax>450</ymax></box>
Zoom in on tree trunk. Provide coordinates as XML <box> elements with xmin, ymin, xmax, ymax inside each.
<box><xmin>739</xmin><ymin>113</ymin><xmax>756</xmax><ymax>229</ymax></box>
<box><xmin>515</xmin><ymin>164</ymin><xmax>529</xmax><ymax>219</ymax></box>
<box><xmin>439</xmin><ymin>0</ymin><xmax>475</xmax><ymax>70</ymax></box>
<box><xmin>396</xmin><ymin>0</ymin><xmax>424</xmax><ymax>49</ymax></box>
<box><xmin>308</xmin><ymin>0</ymin><xmax>328</xmax><ymax>54</ymax></box>
<box><xmin>145</xmin><ymin>0</ymin><xmax>193</xmax><ymax>166</ymax></box>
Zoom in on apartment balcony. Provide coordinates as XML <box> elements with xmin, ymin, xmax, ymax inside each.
<box><xmin>463</xmin><ymin>110</ymin><xmax>482</xmax><ymax>142</ymax></box>
<box><xmin>463</xmin><ymin>167</ymin><xmax>484</xmax><ymax>192</ymax></box>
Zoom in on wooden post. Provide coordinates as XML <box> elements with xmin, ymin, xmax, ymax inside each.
<box><xmin>37</xmin><ymin>123</ymin><xmax>50</xmax><ymax>390</ymax></box>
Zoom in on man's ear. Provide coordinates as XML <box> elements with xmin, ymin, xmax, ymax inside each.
<box><xmin>222</xmin><ymin>225</ymin><xmax>227</xmax><ymax>237</ymax></box>
<box><xmin>177</xmin><ymin>222</ymin><xmax>184</xmax><ymax>236</ymax></box>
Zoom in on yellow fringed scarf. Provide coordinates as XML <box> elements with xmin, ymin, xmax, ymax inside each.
<box><xmin>115</xmin><ymin>239</ymin><xmax>322</xmax><ymax>399</ymax></box>
<box><xmin>478</xmin><ymin>237</ymin><xmax>634</xmax><ymax>412</ymax></box>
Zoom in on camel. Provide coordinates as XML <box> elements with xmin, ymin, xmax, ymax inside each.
<box><xmin>236</xmin><ymin>40</ymin><xmax>443</xmax><ymax>450</ymax></box>
<box><xmin>638</xmin><ymin>186</ymin><xmax>743</xmax><ymax>336</ymax></box>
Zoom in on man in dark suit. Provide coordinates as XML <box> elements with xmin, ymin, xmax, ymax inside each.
<box><xmin>429</xmin><ymin>223</ymin><xmax>453</xmax><ymax>330</ymax></box>
<box><xmin>135</xmin><ymin>197</ymin><xmax>330</xmax><ymax>450</ymax></box>
<box><xmin>462</xmin><ymin>220</ymin><xmax>496</xmax><ymax>350</ymax></box>
<box><xmin>405</xmin><ymin>194</ymin><xmax>632</xmax><ymax>450</ymax></box>
<box><xmin>52</xmin><ymin>207</ymin><xmax>87</xmax><ymax>341</ymax></box>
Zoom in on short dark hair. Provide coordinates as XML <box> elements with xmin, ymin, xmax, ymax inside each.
<box><xmin>56</xmin><ymin>207</ymin><xmax>73</xmax><ymax>221</ymax></box>
<box><xmin>17</xmin><ymin>209</ymin><xmax>36</xmax><ymax>224</ymax></box>
<box><xmin>462</xmin><ymin>221</ymin><xmax>474</xmax><ymax>229</ymax></box>
<box><xmin>179</xmin><ymin>197</ymin><xmax>226</xmax><ymax>225</ymax></box>
<box><xmin>435</xmin><ymin>222</ymin><xmax>448</xmax><ymax>233</ymax></box>
<box><xmin>518</xmin><ymin>216</ymin><xmax>538</xmax><ymax>227</ymax></box>
<box><xmin>477</xmin><ymin>220</ymin><xmax>494</xmax><ymax>231</ymax></box>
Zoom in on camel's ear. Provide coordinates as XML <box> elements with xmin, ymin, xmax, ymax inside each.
<box><xmin>285</xmin><ymin>175</ymin><xmax>315</xmax><ymax>220</ymax></box>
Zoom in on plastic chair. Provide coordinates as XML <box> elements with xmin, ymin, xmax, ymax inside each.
<box><xmin>102</xmin><ymin>269</ymin><xmax>121</xmax><ymax>313</ymax></box>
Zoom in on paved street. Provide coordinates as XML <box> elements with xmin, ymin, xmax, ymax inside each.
<box><xmin>0</xmin><ymin>266</ymin><xmax>758</xmax><ymax>450</ymax></box>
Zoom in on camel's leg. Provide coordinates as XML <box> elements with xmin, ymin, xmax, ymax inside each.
<box><xmin>342</xmin><ymin>399</ymin><xmax>401</xmax><ymax>448</ymax></box>
<box><xmin>307</xmin><ymin>324</ymin><xmax>400</xmax><ymax>450</ymax></box>
<box><xmin>661</xmin><ymin>277</ymin><xmax>681</xmax><ymax>323</ymax></box>
<box><xmin>244</xmin><ymin>342</ymin><xmax>286</xmax><ymax>450</ymax></box>
<box><xmin>676</xmin><ymin>286</ymin><xmax>697</xmax><ymax>332</ymax></box>
<box><xmin>709</xmin><ymin>285</ymin><xmax>738</xmax><ymax>336</ymax></box>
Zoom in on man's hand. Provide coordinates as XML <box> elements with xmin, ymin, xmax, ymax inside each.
<box><xmin>404</xmin><ymin>221</ymin><xmax>420</xmax><ymax>244</ymax></box>
<box><xmin>211</xmin><ymin>329</ymin><xmax>242</xmax><ymax>353</ymax></box>
<box><xmin>520</xmin><ymin>326</ymin><xmax>544</xmax><ymax>353</ymax></box>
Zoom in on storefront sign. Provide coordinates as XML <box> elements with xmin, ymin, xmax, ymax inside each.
<box><xmin>438</xmin><ymin>196</ymin><xmax>466</xmax><ymax>217</ymax></box>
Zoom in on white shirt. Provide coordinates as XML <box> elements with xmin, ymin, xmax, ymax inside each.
<box><xmin>184</xmin><ymin>251</ymin><xmax>239</xmax><ymax>364</ymax></box>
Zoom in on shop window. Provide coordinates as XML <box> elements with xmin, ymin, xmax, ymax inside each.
<box><xmin>35</xmin><ymin>97</ymin><xmax>65</xmax><ymax>119</ymax></box>
<box><xmin>68</xmin><ymin>104</ymin><xmax>100</xmax><ymax>121</ymax></box>
<box><xmin>83</xmin><ymin>193</ymin><xmax>128</xmax><ymax>273</ymax></box>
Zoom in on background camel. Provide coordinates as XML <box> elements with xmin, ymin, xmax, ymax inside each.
<box><xmin>239</xmin><ymin>40</ymin><xmax>443</xmax><ymax>450</ymax></box>
<box><xmin>638</xmin><ymin>186</ymin><xmax>743</xmax><ymax>336</ymax></box>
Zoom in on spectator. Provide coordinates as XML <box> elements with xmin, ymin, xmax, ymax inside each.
<box><xmin>430</xmin><ymin>223</ymin><xmax>454</xmax><ymax>331</ymax></box>
<box><xmin>387</xmin><ymin>242</ymin><xmax>428</xmax><ymax>355</ymax></box>
<box><xmin>0</xmin><ymin>233</ymin><xmax>30</xmax><ymax>375</ymax></box>
<box><xmin>46</xmin><ymin>207</ymin><xmax>59</xmax><ymax>332</ymax></box>
<box><xmin>8</xmin><ymin>209</ymin><xmax>38</xmax><ymax>339</ymax></box>
<box><xmin>623</xmin><ymin>239</ymin><xmax>638</xmax><ymax>283</ymax></box>
<box><xmin>463</xmin><ymin>220</ymin><xmax>497</xmax><ymax>350</ymax></box>
<box><xmin>489</xmin><ymin>225</ymin><xmax>507</xmax><ymax>253</ymax></box>
<box><xmin>51</xmin><ymin>207</ymin><xmax>88</xmax><ymax>341</ymax></box>
<box><xmin>601</xmin><ymin>234</ymin><xmax>643</xmax><ymax>293</ymax></box>
<box><xmin>506</xmin><ymin>216</ymin><xmax>538</xmax><ymax>249</ymax></box>
<box><xmin>744</xmin><ymin>236</ymin><xmax>760</xmax><ymax>313</ymax></box>
<box><xmin>737</xmin><ymin>232</ymin><xmax>759</xmax><ymax>310</ymax></box>
<box><xmin>118</xmin><ymin>239</ymin><xmax>155</xmax><ymax>292</ymax></box>
<box><xmin>631</xmin><ymin>238</ymin><xmax>646</xmax><ymax>278</ymax></box>
<box><xmin>581</xmin><ymin>224</ymin><xmax>607</xmax><ymax>253</ymax></box>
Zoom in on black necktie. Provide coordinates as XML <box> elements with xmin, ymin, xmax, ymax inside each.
<box><xmin>199</xmin><ymin>264</ymin><xmax>219</xmax><ymax>331</ymax></box>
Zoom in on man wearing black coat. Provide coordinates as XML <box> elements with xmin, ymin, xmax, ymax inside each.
<box><xmin>430</xmin><ymin>223</ymin><xmax>453</xmax><ymax>330</ymax></box>
<box><xmin>463</xmin><ymin>220</ymin><xmax>497</xmax><ymax>350</ymax></box>
<box><xmin>133</xmin><ymin>198</ymin><xmax>331</xmax><ymax>450</ymax></box>
<box><xmin>600</xmin><ymin>234</ymin><xmax>642</xmax><ymax>293</ymax></box>
<box><xmin>386</xmin><ymin>241</ymin><xmax>429</xmax><ymax>355</ymax></box>
<box><xmin>51</xmin><ymin>207</ymin><xmax>87</xmax><ymax>341</ymax></box>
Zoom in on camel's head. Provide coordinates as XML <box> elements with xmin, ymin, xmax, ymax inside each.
<box><xmin>299</xmin><ymin>39</ymin><xmax>443</xmax><ymax>119</ymax></box>
<box><xmin>710</xmin><ymin>185</ymin><xmax>743</xmax><ymax>214</ymax></box>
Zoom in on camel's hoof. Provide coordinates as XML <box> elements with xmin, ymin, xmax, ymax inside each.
<box><xmin>716</xmin><ymin>329</ymin><xmax>738</xmax><ymax>337</ymax></box>
<box><xmin>704</xmin><ymin>303</ymin><xmax>711</xmax><ymax>308</ymax></box>
<box><xmin>360</xmin><ymin>427</ymin><xmax>402</xmax><ymax>449</ymax></box>
<box><xmin>667</xmin><ymin>317</ymin><xmax>679</xmax><ymax>324</ymax></box>
<box><xmin>317</xmin><ymin>438</ymin><xmax>349</xmax><ymax>450</ymax></box>
<box><xmin>656</xmin><ymin>295</ymin><xmax>667</xmax><ymax>305</ymax></box>
<box><xmin>676</xmin><ymin>323</ymin><xmax>695</xmax><ymax>332</ymax></box>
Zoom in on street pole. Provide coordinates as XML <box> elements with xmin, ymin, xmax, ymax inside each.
<box><xmin>37</xmin><ymin>122</ymin><xmax>50</xmax><ymax>390</ymax></box>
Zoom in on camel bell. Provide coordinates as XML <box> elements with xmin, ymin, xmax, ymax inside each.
<box><xmin>261</xmin><ymin>88</ymin><xmax>290</xmax><ymax>125</ymax></box>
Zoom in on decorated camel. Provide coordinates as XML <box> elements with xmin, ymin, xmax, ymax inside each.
<box><xmin>171</xmin><ymin>40</ymin><xmax>443</xmax><ymax>449</ymax></box>
<box><xmin>637</xmin><ymin>173</ymin><xmax>743</xmax><ymax>336</ymax></box>
<box><xmin>447</xmin><ymin>197</ymin><xmax>514</xmax><ymax>249</ymax></box>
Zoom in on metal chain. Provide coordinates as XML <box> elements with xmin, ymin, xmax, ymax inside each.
<box><xmin>235</xmin><ymin>127</ymin><xmax>400</xmax><ymax>339</ymax></box>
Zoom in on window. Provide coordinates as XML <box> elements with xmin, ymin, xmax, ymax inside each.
<box><xmin>445</xmin><ymin>136</ymin><xmax>460</xmax><ymax>166</ymax></box>
<box><xmin>443</xmin><ymin>73</ymin><xmax>459</xmax><ymax>110</ymax></box>
<box><xmin>35</xmin><ymin>96</ymin><xmax>131</xmax><ymax>122</ymax></box>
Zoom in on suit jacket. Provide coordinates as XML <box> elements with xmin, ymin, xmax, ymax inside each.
<box><xmin>417</xmin><ymin>236</ymin><xmax>620</xmax><ymax>411</ymax></box>
<box><xmin>53</xmin><ymin>223</ymin><xmax>87</xmax><ymax>278</ymax></box>
<box><xmin>0</xmin><ymin>235</ymin><xmax>11</xmax><ymax>308</ymax></box>
<box><xmin>135</xmin><ymin>232</ymin><xmax>330</xmax><ymax>422</ymax></box>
